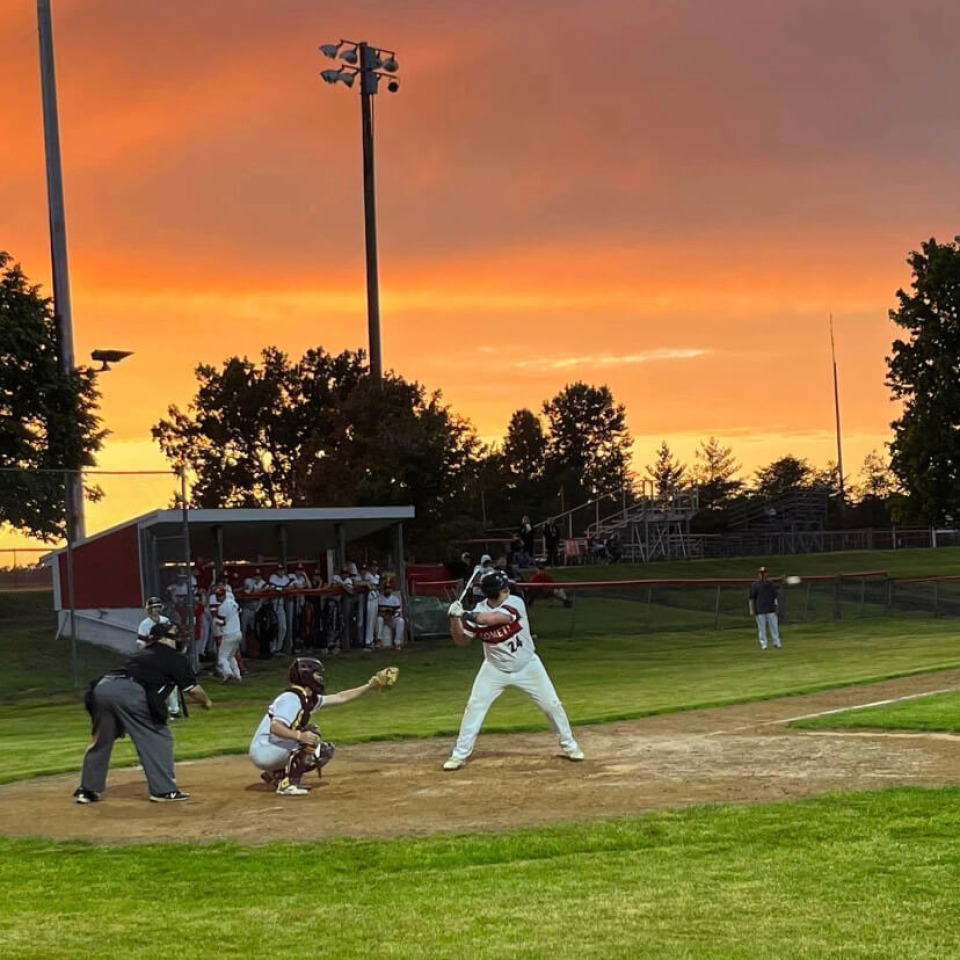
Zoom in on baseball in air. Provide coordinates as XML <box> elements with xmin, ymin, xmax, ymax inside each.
<box><xmin>785</xmin><ymin>575</ymin><xmax>802</xmax><ymax>586</ymax></box>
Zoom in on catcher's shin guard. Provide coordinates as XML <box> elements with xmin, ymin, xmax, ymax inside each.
<box><xmin>284</xmin><ymin>741</ymin><xmax>336</xmax><ymax>783</ymax></box>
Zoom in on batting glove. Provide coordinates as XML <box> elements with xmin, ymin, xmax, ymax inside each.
<box><xmin>448</xmin><ymin>601</ymin><xmax>464</xmax><ymax>618</ymax></box>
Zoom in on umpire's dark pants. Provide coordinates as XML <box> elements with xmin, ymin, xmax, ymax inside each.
<box><xmin>80</xmin><ymin>676</ymin><xmax>179</xmax><ymax>797</ymax></box>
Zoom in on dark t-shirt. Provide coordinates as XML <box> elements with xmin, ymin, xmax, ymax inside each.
<box><xmin>121</xmin><ymin>642</ymin><xmax>198</xmax><ymax>699</ymax></box>
<box><xmin>749</xmin><ymin>579</ymin><xmax>778</xmax><ymax>615</ymax></box>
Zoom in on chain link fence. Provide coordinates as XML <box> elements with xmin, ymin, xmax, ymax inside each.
<box><xmin>409</xmin><ymin>573</ymin><xmax>960</xmax><ymax>640</ymax></box>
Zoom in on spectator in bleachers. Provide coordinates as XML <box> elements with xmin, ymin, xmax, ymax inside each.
<box><xmin>374</xmin><ymin>580</ymin><xmax>406</xmax><ymax>650</ymax></box>
<box><xmin>542</xmin><ymin>518</ymin><xmax>561</xmax><ymax>566</ymax></box>
<box><xmin>586</xmin><ymin>532</ymin><xmax>608</xmax><ymax>562</ymax></box>
<box><xmin>528</xmin><ymin>560</ymin><xmax>573</xmax><ymax>608</ymax></box>
<box><xmin>518</xmin><ymin>515</ymin><xmax>535</xmax><ymax>560</ymax></box>
<box><xmin>606</xmin><ymin>532</ymin><xmax>623</xmax><ymax>563</ymax></box>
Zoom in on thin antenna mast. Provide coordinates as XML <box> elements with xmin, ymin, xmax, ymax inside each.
<box><xmin>830</xmin><ymin>314</ymin><xmax>845</xmax><ymax>505</ymax></box>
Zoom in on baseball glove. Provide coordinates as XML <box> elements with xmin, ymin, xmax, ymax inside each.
<box><xmin>369</xmin><ymin>666</ymin><xmax>399</xmax><ymax>691</ymax></box>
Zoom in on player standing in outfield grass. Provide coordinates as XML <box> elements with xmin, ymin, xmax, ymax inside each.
<box><xmin>442</xmin><ymin>570</ymin><xmax>584</xmax><ymax>770</ymax></box>
<box><xmin>748</xmin><ymin>566</ymin><xmax>782</xmax><ymax>650</ymax></box>
<box><xmin>73</xmin><ymin>622</ymin><xmax>213</xmax><ymax>804</ymax></box>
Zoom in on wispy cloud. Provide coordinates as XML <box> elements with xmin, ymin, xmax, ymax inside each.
<box><xmin>515</xmin><ymin>349</ymin><xmax>708</xmax><ymax>371</ymax></box>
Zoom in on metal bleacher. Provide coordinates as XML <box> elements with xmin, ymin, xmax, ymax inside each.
<box><xmin>586</xmin><ymin>484</ymin><xmax>701</xmax><ymax>562</ymax></box>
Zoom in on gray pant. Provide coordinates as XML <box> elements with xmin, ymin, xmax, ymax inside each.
<box><xmin>80</xmin><ymin>676</ymin><xmax>179</xmax><ymax>797</ymax></box>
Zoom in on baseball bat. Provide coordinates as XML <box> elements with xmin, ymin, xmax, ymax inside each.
<box><xmin>456</xmin><ymin>565</ymin><xmax>483</xmax><ymax>605</ymax></box>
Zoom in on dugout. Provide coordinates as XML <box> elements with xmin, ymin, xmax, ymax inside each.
<box><xmin>43</xmin><ymin>505</ymin><xmax>414</xmax><ymax>652</ymax></box>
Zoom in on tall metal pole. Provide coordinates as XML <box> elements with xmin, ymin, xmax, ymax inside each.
<box><xmin>359</xmin><ymin>42</ymin><xmax>383</xmax><ymax>387</ymax></box>
<box><xmin>830</xmin><ymin>314</ymin><xmax>845</xmax><ymax>505</ymax></box>
<box><xmin>38</xmin><ymin>0</ymin><xmax>85</xmax><ymax>541</ymax></box>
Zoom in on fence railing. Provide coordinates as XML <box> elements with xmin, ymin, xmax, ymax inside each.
<box><xmin>408</xmin><ymin>572</ymin><xmax>960</xmax><ymax>639</ymax></box>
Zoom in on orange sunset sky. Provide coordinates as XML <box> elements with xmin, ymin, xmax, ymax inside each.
<box><xmin>3</xmin><ymin>0</ymin><xmax>959</xmax><ymax>555</ymax></box>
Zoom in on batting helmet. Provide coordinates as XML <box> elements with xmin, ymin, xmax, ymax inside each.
<box><xmin>145</xmin><ymin>596</ymin><xmax>163</xmax><ymax>611</ymax></box>
<box><xmin>480</xmin><ymin>570</ymin><xmax>510</xmax><ymax>598</ymax></box>
<box><xmin>289</xmin><ymin>657</ymin><xmax>325</xmax><ymax>694</ymax></box>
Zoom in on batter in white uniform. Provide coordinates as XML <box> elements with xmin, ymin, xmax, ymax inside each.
<box><xmin>442</xmin><ymin>570</ymin><xmax>583</xmax><ymax>770</ymax></box>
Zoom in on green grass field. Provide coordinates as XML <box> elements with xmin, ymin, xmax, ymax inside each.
<box><xmin>791</xmin><ymin>691</ymin><xmax>960</xmax><ymax>733</ymax></box>
<box><xmin>2</xmin><ymin>553</ymin><xmax>959</xmax><ymax>959</ymax></box>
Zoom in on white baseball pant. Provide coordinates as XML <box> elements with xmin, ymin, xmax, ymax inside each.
<box><xmin>449</xmin><ymin>654</ymin><xmax>579</xmax><ymax>761</ymax></box>
<box><xmin>218</xmin><ymin>632</ymin><xmax>243</xmax><ymax>680</ymax></box>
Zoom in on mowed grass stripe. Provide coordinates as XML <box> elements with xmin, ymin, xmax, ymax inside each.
<box><xmin>0</xmin><ymin>788</ymin><xmax>958</xmax><ymax>959</ymax></box>
<box><xmin>2</xmin><ymin>618</ymin><xmax>960</xmax><ymax>783</ymax></box>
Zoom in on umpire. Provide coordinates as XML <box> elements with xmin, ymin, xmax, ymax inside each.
<box><xmin>73</xmin><ymin>622</ymin><xmax>213</xmax><ymax>804</ymax></box>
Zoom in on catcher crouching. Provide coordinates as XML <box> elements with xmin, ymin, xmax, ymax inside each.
<box><xmin>248</xmin><ymin>657</ymin><xmax>399</xmax><ymax>796</ymax></box>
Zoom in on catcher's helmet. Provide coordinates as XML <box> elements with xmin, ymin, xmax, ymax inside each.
<box><xmin>289</xmin><ymin>657</ymin><xmax>325</xmax><ymax>694</ymax></box>
<box><xmin>480</xmin><ymin>570</ymin><xmax>510</xmax><ymax>598</ymax></box>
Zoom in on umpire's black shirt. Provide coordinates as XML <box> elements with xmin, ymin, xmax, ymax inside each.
<box><xmin>121</xmin><ymin>642</ymin><xmax>199</xmax><ymax>701</ymax></box>
<box><xmin>749</xmin><ymin>579</ymin><xmax>778</xmax><ymax>615</ymax></box>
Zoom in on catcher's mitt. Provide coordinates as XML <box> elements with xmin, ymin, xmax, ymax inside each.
<box><xmin>369</xmin><ymin>666</ymin><xmax>399</xmax><ymax>691</ymax></box>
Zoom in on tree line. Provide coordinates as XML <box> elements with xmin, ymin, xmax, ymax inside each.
<box><xmin>3</xmin><ymin>236</ymin><xmax>960</xmax><ymax>553</ymax></box>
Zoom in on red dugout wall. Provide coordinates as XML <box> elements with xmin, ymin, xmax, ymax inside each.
<box><xmin>56</xmin><ymin>523</ymin><xmax>142</xmax><ymax>609</ymax></box>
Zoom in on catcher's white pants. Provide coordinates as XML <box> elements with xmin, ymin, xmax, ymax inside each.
<box><xmin>450</xmin><ymin>655</ymin><xmax>579</xmax><ymax>761</ymax></box>
<box><xmin>755</xmin><ymin>613</ymin><xmax>781</xmax><ymax>649</ymax></box>
<box><xmin>249</xmin><ymin>738</ymin><xmax>296</xmax><ymax>773</ymax></box>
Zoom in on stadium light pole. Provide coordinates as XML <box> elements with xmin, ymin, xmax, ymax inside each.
<box><xmin>37</xmin><ymin>0</ymin><xmax>85</xmax><ymax>541</ymax></box>
<box><xmin>319</xmin><ymin>39</ymin><xmax>401</xmax><ymax>388</ymax></box>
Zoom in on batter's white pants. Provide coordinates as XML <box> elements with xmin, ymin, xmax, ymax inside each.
<box><xmin>755</xmin><ymin>613</ymin><xmax>781</xmax><ymax>649</ymax></box>
<box><xmin>218</xmin><ymin>632</ymin><xmax>243</xmax><ymax>680</ymax></box>
<box><xmin>450</xmin><ymin>655</ymin><xmax>579</xmax><ymax>761</ymax></box>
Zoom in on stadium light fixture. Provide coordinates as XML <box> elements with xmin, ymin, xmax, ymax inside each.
<box><xmin>317</xmin><ymin>38</ymin><xmax>401</xmax><ymax>388</ymax></box>
<box><xmin>90</xmin><ymin>348</ymin><xmax>133</xmax><ymax>372</ymax></box>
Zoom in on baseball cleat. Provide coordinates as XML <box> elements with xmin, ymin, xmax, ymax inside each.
<box><xmin>149</xmin><ymin>790</ymin><xmax>190</xmax><ymax>802</ymax></box>
<box><xmin>276</xmin><ymin>780</ymin><xmax>310</xmax><ymax>796</ymax></box>
<box><xmin>442</xmin><ymin>757</ymin><xmax>466</xmax><ymax>771</ymax></box>
<box><xmin>564</xmin><ymin>747</ymin><xmax>585</xmax><ymax>762</ymax></box>
<box><xmin>72</xmin><ymin>787</ymin><xmax>100</xmax><ymax>804</ymax></box>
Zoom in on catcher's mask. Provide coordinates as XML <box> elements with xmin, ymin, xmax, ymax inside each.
<box><xmin>480</xmin><ymin>570</ymin><xmax>510</xmax><ymax>598</ymax></box>
<box><xmin>289</xmin><ymin>657</ymin><xmax>325</xmax><ymax>694</ymax></box>
<box><xmin>148</xmin><ymin>621</ymin><xmax>177</xmax><ymax>643</ymax></box>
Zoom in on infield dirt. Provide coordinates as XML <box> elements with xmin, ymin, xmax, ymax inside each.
<box><xmin>2</xmin><ymin>670</ymin><xmax>958</xmax><ymax>845</ymax></box>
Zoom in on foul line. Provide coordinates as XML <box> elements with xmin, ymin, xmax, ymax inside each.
<box><xmin>707</xmin><ymin>686</ymin><xmax>958</xmax><ymax>736</ymax></box>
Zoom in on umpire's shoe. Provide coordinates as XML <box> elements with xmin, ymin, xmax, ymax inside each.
<box><xmin>72</xmin><ymin>787</ymin><xmax>100</xmax><ymax>804</ymax></box>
